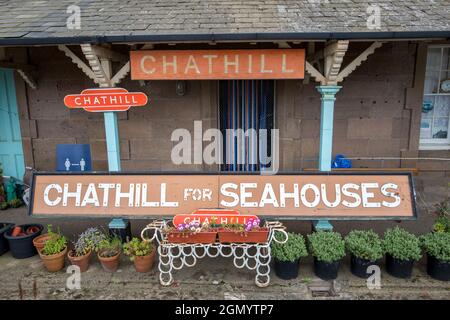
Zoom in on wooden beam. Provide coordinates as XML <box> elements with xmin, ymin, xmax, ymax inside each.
<box><xmin>81</xmin><ymin>44</ymin><xmax>110</xmax><ymax>87</ymax></box>
<box><xmin>111</xmin><ymin>61</ymin><xmax>130</xmax><ymax>87</ymax></box>
<box><xmin>324</xmin><ymin>40</ymin><xmax>349</xmax><ymax>85</ymax></box>
<box><xmin>335</xmin><ymin>42</ymin><xmax>383</xmax><ymax>83</ymax></box>
<box><xmin>305</xmin><ymin>61</ymin><xmax>326</xmax><ymax>85</ymax></box>
<box><xmin>16</xmin><ymin>69</ymin><xmax>37</xmax><ymax>90</ymax></box>
<box><xmin>58</xmin><ymin>45</ymin><xmax>98</xmax><ymax>84</ymax></box>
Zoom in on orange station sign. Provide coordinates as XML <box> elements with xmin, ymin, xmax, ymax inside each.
<box><xmin>130</xmin><ymin>49</ymin><xmax>305</xmax><ymax>80</ymax></box>
<box><xmin>64</xmin><ymin>88</ymin><xmax>148</xmax><ymax>112</ymax></box>
<box><xmin>173</xmin><ymin>209</ymin><xmax>258</xmax><ymax>226</ymax></box>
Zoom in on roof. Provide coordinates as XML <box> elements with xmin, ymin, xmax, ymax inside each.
<box><xmin>0</xmin><ymin>0</ymin><xmax>449</xmax><ymax>45</ymax></box>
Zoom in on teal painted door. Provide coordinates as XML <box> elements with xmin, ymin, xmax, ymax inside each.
<box><xmin>0</xmin><ymin>68</ymin><xmax>24</xmax><ymax>180</ymax></box>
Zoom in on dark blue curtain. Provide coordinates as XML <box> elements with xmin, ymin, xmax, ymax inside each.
<box><xmin>219</xmin><ymin>80</ymin><xmax>274</xmax><ymax>172</ymax></box>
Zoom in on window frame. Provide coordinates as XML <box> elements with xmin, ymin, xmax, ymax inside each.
<box><xmin>420</xmin><ymin>44</ymin><xmax>450</xmax><ymax>150</ymax></box>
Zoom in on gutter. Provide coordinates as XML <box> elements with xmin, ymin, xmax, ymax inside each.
<box><xmin>0</xmin><ymin>31</ymin><xmax>449</xmax><ymax>46</ymax></box>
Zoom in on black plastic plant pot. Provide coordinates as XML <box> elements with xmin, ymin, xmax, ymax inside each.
<box><xmin>0</xmin><ymin>223</ymin><xmax>14</xmax><ymax>255</ymax></box>
<box><xmin>4</xmin><ymin>224</ymin><xmax>43</xmax><ymax>259</ymax></box>
<box><xmin>350</xmin><ymin>255</ymin><xmax>379</xmax><ymax>279</ymax></box>
<box><xmin>313</xmin><ymin>257</ymin><xmax>341</xmax><ymax>280</ymax></box>
<box><xmin>385</xmin><ymin>254</ymin><xmax>414</xmax><ymax>279</ymax></box>
<box><xmin>273</xmin><ymin>258</ymin><xmax>300</xmax><ymax>280</ymax></box>
<box><xmin>427</xmin><ymin>254</ymin><xmax>450</xmax><ymax>281</ymax></box>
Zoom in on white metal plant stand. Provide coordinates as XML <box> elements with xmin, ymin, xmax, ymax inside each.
<box><xmin>141</xmin><ymin>220</ymin><xmax>288</xmax><ymax>287</ymax></box>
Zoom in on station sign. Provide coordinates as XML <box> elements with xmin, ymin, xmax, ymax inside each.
<box><xmin>63</xmin><ymin>88</ymin><xmax>148</xmax><ymax>112</ymax></box>
<box><xmin>29</xmin><ymin>172</ymin><xmax>416</xmax><ymax>220</ymax></box>
<box><xmin>130</xmin><ymin>49</ymin><xmax>305</xmax><ymax>80</ymax></box>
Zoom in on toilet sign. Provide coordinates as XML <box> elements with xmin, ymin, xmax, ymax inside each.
<box><xmin>63</xmin><ymin>88</ymin><xmax>148</xmax><ymax>112</ymax></box>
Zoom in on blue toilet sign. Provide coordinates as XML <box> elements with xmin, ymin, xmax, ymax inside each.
<box><xmin>56</xmin><ymin>144</ymin><xmax>92</xmax><ymax>172</ymax></box>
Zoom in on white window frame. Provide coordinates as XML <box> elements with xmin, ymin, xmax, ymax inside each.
<box><xmin>420</xmin><ymin>45</ymin><xmax>450</xmax><ymax>150</ymax></box>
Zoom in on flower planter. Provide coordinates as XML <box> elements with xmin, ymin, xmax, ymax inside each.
<box><xmin>4</xmin><ymin>224</ymin><xmax>43</xmax><ymax>259</ymax></box>
<box><xmin>385</xmin><ymin>254</ymin><xmax>414</xmax><ymax>279</ymax></box>
<box><xmin>39</xmin><ymin>247</ymin><xmax>67</xmax><ymax>272</ymax></box>
<box><xmin>98</xmin><ymin>250</ymin><xmax>121</xmax><ymax>272</ymax></box>
<box><xmin>167</xmin><ymin>231</ymin><xmax>217</xmax><ymax>244</ymax></box>
<box><xmin>427</xmin><ymin>254</ymin><xmax>450</xmax><ymax>281</ymax></box>
<box><xmin>68</xmin><ymin>250</ymin><xmax>92</xmax><ymax>273</ymax></box>
<box><xmin>218</xmin><ymin>228</ymin><xmax>269</xmax><ymax>244</ymax></box>
<box><xmin>350</xmin><ymin>255</ymin><xmax>379</xmax><ymax>279</ymax></box>
<box><xmin>313</xmin><ymin>257</ymin><xmax>341</xmax><ymax>280</ymax></box>
<box><xmin>33</xmin><ymin>233</ymin><xmax>52</xmax><ymax>251</ymax></box>
<box><xmin>273</xmin><ymin>258</ymin><xmax>300</xmax><ymax>280</ymax></box>
<box><xmin>133</xmin><ymin>249</ymin><xmax>157</xmax><ymax>273</ymax></box>
<box><xmin>0</xmin><ymin>223</ymin><xmax>13</xmax><ymax>255</ymax></box>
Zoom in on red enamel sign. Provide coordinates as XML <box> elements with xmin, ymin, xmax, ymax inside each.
<box><xmin>64</xmin><ymin>88</ymin><xmax>148</xmax><ymax>112</ymax></box>
<box><xmin>173</xmin><ymin>209</ymin><xmax>259</xmax><ymax>226</ymax></box>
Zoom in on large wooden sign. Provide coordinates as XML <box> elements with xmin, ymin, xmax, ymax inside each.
<box><xmin>130</xmin><ymin>49</ymin><xmax>305</xmax><ymax>80</ymax></box>
<box><xmin>63</xmin><ymin>88</ymin><xmax>148</xmax><ymax>112</ymax></box>
<box><xmin>29</xmin><ymin>172</ymin><xmax>416</xmax><ymax>220</ymax></box>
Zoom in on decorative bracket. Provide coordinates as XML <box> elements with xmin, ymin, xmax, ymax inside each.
<box><xmin>0</xmin><ymin>61</ymin><xmax>38</xmax><ymax>89</ymax></box>
<box><xmin>305</xmin><ymin>41</ymin><xmax>383</xmax><ymax>86</ymax></box>
<box><xmin>58</xmin><ymin>44</ymin><xmax>130</xmax><ymax>88</ymax></box>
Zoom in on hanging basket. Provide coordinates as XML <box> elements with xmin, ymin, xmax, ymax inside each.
<box><xmin>218</xmin><ymin>228</ymin><xmax>269</xmax><ymax>244</ymax></box>
<box><xmin>166</xmin><ymin>231</ymin><xmax>217</xmax><ymax>244</ymax></box>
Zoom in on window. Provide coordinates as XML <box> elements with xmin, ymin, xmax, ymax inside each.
<box><xmin>420</xmin><ymin>46</ymin><xmax>450</xmax><ymax>149</ymax></box>
<box><xmin>219</xmin><ymin>80</ymin><xmax>275</xmax><ymax>171</ymax></box>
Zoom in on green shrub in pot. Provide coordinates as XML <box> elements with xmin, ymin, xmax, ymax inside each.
<box><xmin>271</xmin><ymin>232</ymin><xmax>308</xmax><ymax>280</ymax></box>
<box><xmin>420</xmin><ymin>232</ymin><xmax>450</xmax><ymax>281</ymax></box>
<box><xmin>345</xmin><ymin>230</ymin><xmax>383</xmax><ymax>278</ymax></box>
<box><xmin>382</xmin><ymin>227</ymin><xmax>421</xmax><ymax>278</ymax></box>
<box><xmin>307</xmin><ymin>231</ymin><xmax>345</xmax><ymax>280</ymax></box>
<box><xmin>272</xmin><ymin>232</ymin><xmax>308</xmax><ymax>262</ymax></box>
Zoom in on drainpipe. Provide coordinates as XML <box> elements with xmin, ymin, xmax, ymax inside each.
<box><xmin>313</xmin><ymin>85</ymin><xmax>341</xmax><ymax>231</ymax></box>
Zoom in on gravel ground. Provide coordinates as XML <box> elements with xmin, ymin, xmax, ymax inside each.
<box><xmin>0</xmin><ymin>207</ymin><xmax>449</xmax><ymax>300</ymax></box>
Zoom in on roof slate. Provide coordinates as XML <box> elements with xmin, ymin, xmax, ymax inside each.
<box><xmin>0</xmin><ymin>0</ymin><xmax>449</xmax><ymax>44</ymax></box>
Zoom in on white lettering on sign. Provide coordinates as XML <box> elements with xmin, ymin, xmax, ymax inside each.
<box><xmin>42</xmin><ymin>182</ymin><xmax>402</xmax><ymax>209</ymax></box>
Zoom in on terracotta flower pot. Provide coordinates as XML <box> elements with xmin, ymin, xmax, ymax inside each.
<box><xmin>133</xmin><ymin>249</ymin><xmax>156</xmax><ymax>273</ymax></box>
<box><xmin>98</xmin><ymin>250</ymin><xmax>121</xmax><ymax>272</ymax></box>
<box><xmin>68</xmin><ymin>249</ymin><xmax>92</xmax><ymax>273</ymax></box>
<box><xmin>33</xmin><ymin>233</ymin><xmax>51</xmax><ymax>251</ymax></box>
<box><xmin>39</xmin><ymin>247</ymin><xmax>67</xmax><ymax>272</ymax></box>
<box><xmin>218</xmin><ymin>228</ymin><xmax>269</xmax><ymax>243</ymax></box>
<box><xmin>167</xmin><ymin>231</ymin><xmax>217</xmax><ymax>244</ymax></box>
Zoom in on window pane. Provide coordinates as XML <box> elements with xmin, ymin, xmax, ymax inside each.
<box><xmin>424</xmin><ymin>72</ymin><xmax>440</xmax><ymax>94</ymax></box>
<box><xmin>442</xmin><ymin>47</ymin><xmax>449</xmax><ymax>70</ymax></box>
<box><xmin>422</xmin><ymin>96</ymin><xmax>435</xmax><ymax>118</ymax></box>
<box><xmin>435</xmin><ymin>96</ymin><xmax>450</xmax><ymax>117</ymax></box>
<box><xmin>432</xmin><ymin>117</ymin><xmax>449</xmax><ymax>139</ymax></box>
<box><xmin>420</xmin><ymin>118</ymin><xmax>432</xmax><ymax>138</ymax></box>
<box><xmin>426</xmin><ymin>47</ymin><xmax>441</xmax><ymax>71</ymax></box>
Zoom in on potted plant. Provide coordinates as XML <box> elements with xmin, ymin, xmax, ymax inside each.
<box><xmin>345</xmin><ymin>230</ymin><xmax>383</xmax><ymax>278</ymax></box>
<box><xmin>38</xmin><ymin>225</ymin><xmax>67</xmax><ymax>272</ymax></box>
<box><xmin>0</xmin><ymin>223</ymin><xmax>13</xmax><ymax>255</ymax></box>
<box><xmin>432</xmin><ymin>200</ymin><xmax>449</xmax><ymax>233</ymax></box>
<box><xmin>217</xmin><ymin>218</ymin><xmax>269</xmax><ymax>244</ymax></box>
<box><xmin>68</xmin><ymin>227</ymin><xmax>107</xmax><ymax>272</ymax></box>
<box><xmin>271</xmin><ymin>232</ymin><xmax>308</xmax><ymax>280</ymax></box>
<box><xmin>421</xmin><ymin>232</ymin><xmax>450</xmax><ymax>281</ymax></box>
<box><xmin>166</xmin><ymin>220</ymin><xmax>218</xmax><ymax>244</ymax></box>
<box><xmin>97</xmin><ymin>236</ymin><xmax>122</xmax><ymax>272</ymax></box>
<box><xmin>307</xmin><ymin>231</ymin><xmax>346</xmax><ymax>280</ymax></box>
<box><xmin>382</xmin><ymin>227</ymin><xmax>422</xmax><ymax>279</ymax></box>
<box><xmin>4</xmin><ymin>223</ymin><xmax>43</xmax><ymax>258</ymax></box>
<box><xmin>123</xmin><ymin>237</ymin><xmax>156</xmax><ymax>273</ymax></box>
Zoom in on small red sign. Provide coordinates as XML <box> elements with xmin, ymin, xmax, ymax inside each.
<box><xmin>64</xmin><ymin>88</ymin><xmax>148</xmax><ymax>112</ymax></box>
<box><xmin>173</xmin><ymin>209</ymin><xmax>259</xmax><ymax>226</ymax></box>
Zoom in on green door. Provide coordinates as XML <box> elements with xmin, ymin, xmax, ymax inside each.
<box><xmin>0</xmin><ymin>68</ymin><xmax>24</xmax><ymax>180</ymax></box>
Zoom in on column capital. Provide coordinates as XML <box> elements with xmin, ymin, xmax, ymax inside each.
<box><xmin>316</xmin><ymin>85</ymin><xmax>342</xmax><ymax>100</ymax></box>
